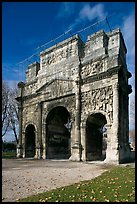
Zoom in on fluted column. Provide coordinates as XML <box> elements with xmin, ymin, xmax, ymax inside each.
<box><xmin>69</xmin><ymin>79</ymin><xmax>82</xmax><ymax>161</ymax></box>
<box><xmin>42</xmin><ymin>122</ymin><xmax>46</xmax><ymax>159</ymax></box>
<box><xmin>104</xmin><ymin>124</ymin><xmax>112</xmax><ymax>162</ymax></box>
<box><xmin>34</xmin><ymin>102</ymin><xmax>42</xmax><ymax>159</ymax></box>
<box><xmin>16</xmin><ymin>105</ymin><xmax>23</xmax><ymax>158</ymax></box>
<box><xmin>81</xmin><ymin>122</ymin><xmax>86</xmax><ymax>161</ymax></box>
<box><xmin>111</xmin><ymin>83</ymin><xmax>119</xmax><ymax>163</ymax></box>
<box><xmin>16</xmin><ymin>82</ymin><xmax>24</xmax><ymax>158</ymax></box>
<box><xmin>69</xmin><ymin>60</ymin><xmax>82</xmax><ymax>161</ymax></box>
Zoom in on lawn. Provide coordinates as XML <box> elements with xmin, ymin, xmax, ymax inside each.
<box><xmin>17</xmin><ymin>165</ymin><xmax>135</xmax><ymax>202</ymax></box>
<box><xmin>2</xmin><ymin>151</ymin><xmax>16</xmax><ymax>159</ymax></box>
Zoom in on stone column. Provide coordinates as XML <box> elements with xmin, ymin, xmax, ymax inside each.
<box><xmin>81</xmin><ymin>122</ymin><xmax>86</xmax><ymax>161</ymax></box>
<box><xmin>16</xmin><ymin>105</ymin><xmax>23</xmax><ymax>158</ymax></box>
<box><xmin>125</xmin><ymin>90</ymin><xmax>131</xmax><ymax>157</ymax></box>
<box><xmin>16</xmin><ymin>82</ymin><xmax>24</xmax><ymax>158</ymax></box>
<box><xmin>104</xmin><ymin>124</ymin><xmax>112</xmax><ymax>162</ymax></box>
<box><xmin>119</xmin><ymin>87</ymin><xmax>131</xmax><ymax>163</ymax></box>
<box><xmin>69</xmin><ymin>81</ymin><xmax>82</xmax><ymax>161</ymax></box>
<box><xmin>34</xmin><ymin>102</ymin><xmax>42</xmax><ymax>159</ymax></box>
<box><xmin>22</xmin><ymin>135</ymin><xmax>26</xmax><ymax>158</ymax></box>
<box><xmin>69</xmin><ymin>61</ymin><xmax>82</xmax><ymax>161</ymax></box>
<box><xmin>42</xmin><ymin>122</ymin><xmax>46</xmax><ymax>159</ymax></box>
<box><xmin>123</xmin><ymin>93</ymin><xmax>127</xmax><ymax>147</ymax></box>
<box><xmin>111</xmin><ymin>83</ymin><xmax>119</xmax><ymax>163</ymax></box>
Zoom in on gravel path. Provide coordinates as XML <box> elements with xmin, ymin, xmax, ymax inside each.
<box><xmin>2</xmin><ymin>159</ymin><xmax>119</xmax><ymax>202</ymax></box>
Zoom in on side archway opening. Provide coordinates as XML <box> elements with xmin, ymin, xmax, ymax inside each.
<box><xmin>86</xmin><ymin>113</ymin><xmax>107</xmax><ymax>161</ymax></box>
<box><xmin>46</xmin><ymin>106</ymin><xmax>71</xmax><ymax>159</ymax></box>
<box><xmin>25</xmin><ymin>124</ymin><xmax>35</xmax><ymax>158</ymax></box>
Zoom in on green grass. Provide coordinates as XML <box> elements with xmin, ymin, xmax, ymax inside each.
<box><xmin>17</xmin><ymin>165</ymin><xmax>135</xmax><ymax>202</ymax></box>
<box><xmin>2</xmin><ymin>151</ymin><xmax>16</xmax><ymax>159</ymax></box>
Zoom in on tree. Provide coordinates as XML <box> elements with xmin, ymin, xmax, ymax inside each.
<box><xmin>8</xmin><ymin>86</ymin><xmax>19</xmax><ymax>144</ymax></box>
<box><xmin>2</xmin><ymin>81</ymin><xmax>19</xmax><ymax>144</ymax></box>
<box><xmin>2</xmin><ymin>81</ymin><xmax>10</xmax><ymax>137</ymax></box>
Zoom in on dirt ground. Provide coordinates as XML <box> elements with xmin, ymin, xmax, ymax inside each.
<box><xmin>2</xmin><ymin>158</ymin><xmax>133</xmax><ymax>202</ymax></box>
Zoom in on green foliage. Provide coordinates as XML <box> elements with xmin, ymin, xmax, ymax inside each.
<box><xmin>2</xmin><ymin>141</ymin><xmax>16</xmax><ymax>152</ymax></box>
<box><xmin>2</xmin><ymin>151</ymin><xmax>16</xmax><ymax>159</ymax></box>
<box><xmin>17</xmin><ymin>166</ymin><xmax>135</xmax><ymax>202</ymax></box>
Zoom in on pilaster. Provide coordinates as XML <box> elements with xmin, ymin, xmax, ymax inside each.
<box><xmin>81</xmin><ymin>122</ymin><xmax>86</xmax><ymax>161</ymax></box>
<box><xmin>69</xmin><ymin>63</ymin><xmax>82</xmax><ymax>161</ymax></box>
<box><xmin>34</xmin><ymin>102</ymin><xmax>43</xmax><ymax>159</ymax></box>
<box><xmin>111</xmin><ymin>82</ymin><xmax>119</xmax><ymax>163</ymax></box>
<box><xmin>16</xmin><ymin>82</ymin><xmax>24</xmax><ymax>158</ymax></box>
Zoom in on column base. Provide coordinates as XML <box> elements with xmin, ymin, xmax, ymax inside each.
<box><xmin>81</xmin><ymin>152</ymin><xmax>86</xmax><ymax>161</ymax></box>
<box><xmin>41</xmin><ymin>147</ymin><xmax>46</xmax><ymax>159</ymax></box>
<box><xmin>42</xmin><ymin>155</ymin><xmax>46</xmax><ymax>159</ymax></box>
<box><xmin>105</xmin><ymin>148</ymin><xmax>119</xmax><ymax>164</ymax></box>
<box><xmin>69</xmin><ymin>154</ymin><xmax>81</xmax><ymax>161</ymax></box>
<box><xmin>69</xmin><ymin>142</ymin><xmax>82</xmax><ymax>161</ymax></box>
<box><xmin>16</xmin><ymin>144</ymin><xmax>23</xmax><ymax>158</ymax></box>
<box><xmin>34</xmin><ymin>147</ymin><xmax>42</xmax><ymax>159</ymax></box>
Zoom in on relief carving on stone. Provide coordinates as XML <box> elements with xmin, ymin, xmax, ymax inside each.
<box><xmin>66</xmin><ymin>96</ymin><xmax>76</xmax><ymax>118</ymax></box>
<box><xmin>23</xmin><ymin>105</ymin><xmax>38</xmax><ymax>126</ymax></box>
<box><xmin>82</xmin><ymin>85</ymin><xmax>113</xmax><ymax>123</ymax></box>
<box><xmin>42</xmin><ymin>44</ymin><xmax>77</xmax><ymax>67</ymax></box>
<box><xmin>81</xmin><ymin>61</ymin><xmax>103</xmax><ymax>78</ymax></box>
<box><xmin>45</xmin><ymin>80</ymin><xmax>73</xmax><ymax>99</ymax></box>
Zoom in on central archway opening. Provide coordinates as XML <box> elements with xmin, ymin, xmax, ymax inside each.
<box><xmin>46</xmin><ymin>106</ymin><xmax>71</xmax><ymax>159</ymax></box>
<box><xmin>25</xmin><ymin>124</ymin><xmax>35</xmax><ymax>158</ymax></box>
<box><xmin>86</xmin><ymin>113</ymin><xmax>107</xmax><ymax>161</ymax></box>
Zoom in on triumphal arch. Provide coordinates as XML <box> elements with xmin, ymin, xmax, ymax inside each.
<box><xmin>16</xmin><ymin>28</ymin><xmax>132</xmax><ymax>163</ymax></box>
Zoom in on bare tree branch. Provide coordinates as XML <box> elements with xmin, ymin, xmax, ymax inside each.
<box><xmin>2</xmin><ymin>81</ymin><xmax>10</xmax><ymax>137</ymax></box>
<box><xmin>2</xmin><ymin>81</ymin><xmax>19</xmax><ymax>143</ymax></box>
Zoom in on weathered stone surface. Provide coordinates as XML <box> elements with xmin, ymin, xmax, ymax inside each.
<box><xmin>16</xmin><ymin>28</ymin><xmax>132</xmax><ymax>164</ymax></box>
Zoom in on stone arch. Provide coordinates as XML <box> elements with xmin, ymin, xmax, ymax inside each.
<box><xmin>45</xmin><ymin>106</ymin><xmax>71</xmax><ymax>159</ymax></box>
<box><xmin>83</xmin><ymin>109</ymin><xmax>110</xmax><ymax>126</ymax></box>
<box><xmin>45</xmin><ymin>100</ymin><xmax>75</xmax><ymax>122</ymax></box>
<box><xmin>25</xmin><ymin>124</ymin><xmax>36</xmax><ymax>158</ymax></box>
<box><xmin>24</xmin><ymin>122</ymin><xmax>38</xmax><ymax>135</ymax></box>
<box><xmin>85</xmin><ymin>111</ymin><xmax>107</xmax><ymax>161</ymax></box>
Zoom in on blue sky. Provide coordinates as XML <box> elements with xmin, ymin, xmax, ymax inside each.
<box><xmin>2</xmin><ymin>2</ymin><xmax>135</xmax><ymax>141</ymax></box>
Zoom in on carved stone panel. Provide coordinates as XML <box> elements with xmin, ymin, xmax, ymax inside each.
<box><xmin>82</xmin><ymin>85</ymin><xmax>113</xmax><ymax>123</ymax></box>
<box><xmin>40</xmin><ymin>79</ymin><xmax>74</xmax><ymax>100</ymax></box>
<box><xmin>22</xmin><ymin>104</ymin><xmax>38</xmax><ymax>129</ymax></box>
<box><xmin>41</xmin><ymin>42</ymin><xmax>78</xmax><ymax>67</ymax></box>
<box><xmin>81</xmin><ymin>60</ymin><xmax>103</xmax><ymax>78</ymax></box>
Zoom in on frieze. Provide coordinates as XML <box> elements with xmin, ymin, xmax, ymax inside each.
<box><xmin>41</xmin><ymin>79</ymin><xmax>74</xmax><ymax>99</ymax></box>
<box><xmin>81</xmin><ymin>61</ymin><xmax>103</xmax><ymax>78</ymax></box>
<box><xmin>82</xmin><ymin>85</ymin><xmax>113</xmax><ymax>123</ymax></box>
<box><xmin>41</xmin><ymin>44</ymin><xmax>77</xmax><ymax>67</ymax></box>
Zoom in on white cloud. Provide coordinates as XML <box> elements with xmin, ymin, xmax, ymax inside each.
<box><xmin>79</xmin><ymin>3</ymin><xmax>106</xmax><ymax>21</ymax></box>
<box><xmin>68</xmin><ymin>3</ymin><xmax>107</xmax><ymax>31</ymax></box>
